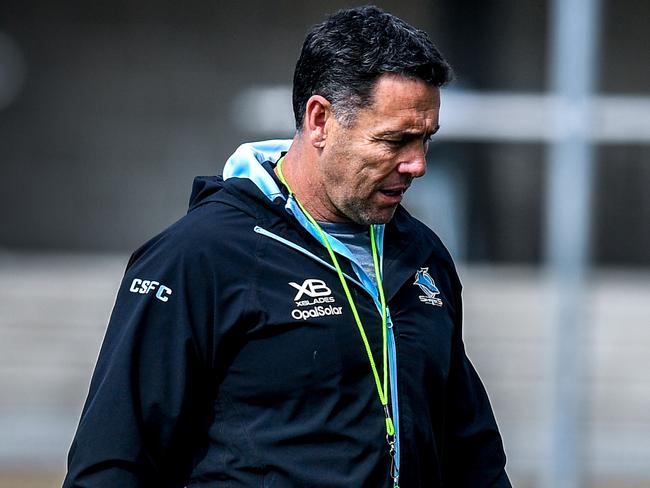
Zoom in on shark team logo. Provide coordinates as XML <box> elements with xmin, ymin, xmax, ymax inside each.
<box><xmin>413</xmin><ymin>268</ymin><xmax>443</xmax><ymax>307</ymax></box>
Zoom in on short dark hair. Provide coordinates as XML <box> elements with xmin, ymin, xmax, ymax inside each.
<box><xmin>292</xmin><ymin>5</ymin><xmax>452</xmax><ymax>130</ymax></box>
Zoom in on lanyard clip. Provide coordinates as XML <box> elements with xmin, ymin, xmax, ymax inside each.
<box><xmin>388</xmin><ymin>438</ymin><xmax>399</xmax><ymax>487</ymax></box>
<box><xmin>383</xmin><ymin>404</ymin><xmax>399</xmax><ymax>487</ymax></box>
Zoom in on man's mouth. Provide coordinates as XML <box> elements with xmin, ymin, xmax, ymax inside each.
<box><xmin>379</xmin><ymin>187</ymin><xmax>407</xmax><ymax>198</ymax></box>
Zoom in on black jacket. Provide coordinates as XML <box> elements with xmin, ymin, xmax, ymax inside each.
<box><xmin>64</xmin><ymin>155</ymin><xmax>510</xmax><ymax>487</ymax></box>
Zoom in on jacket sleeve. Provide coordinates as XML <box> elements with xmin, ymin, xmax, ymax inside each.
<box><xmin>63</xmin><ymin>233</ymin><xmax>221</xmax><ymax>488</ymax></box>
<box><xmin>442</xmin><ymin>289</ymin><xmax>512</xmax><ymax>488</ymax></box>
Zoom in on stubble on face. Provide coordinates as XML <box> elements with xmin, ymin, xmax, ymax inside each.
<box><xmin>320</xmin><ymin>143</ymin><xmax>392</xmax><ymax>225</ymax></box>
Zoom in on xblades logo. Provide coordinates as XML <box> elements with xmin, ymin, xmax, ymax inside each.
<box><xmin>289</xmin><ymin>279</ymin><xmax>331</xmax><ymax>301</ymax></box>
<box><xmin>288</xmin><ymin>278</ymin><xmax>342</xmax><ymax>320</ymax></box>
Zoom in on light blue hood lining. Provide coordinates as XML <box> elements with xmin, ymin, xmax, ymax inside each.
<box><xmin>223</xmin><ymin>139</ymin><xmax>292</xmax><ymax>201</ymax></box>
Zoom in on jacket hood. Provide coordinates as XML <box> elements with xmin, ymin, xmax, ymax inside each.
<box><xmin>188</xmin><ymin>140</ymin><xmax>292</xmax><ymax>211</ymax></box>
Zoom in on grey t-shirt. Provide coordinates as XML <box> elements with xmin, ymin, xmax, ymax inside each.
<box><xmin>318</xmin><ymin>221</ymin><xmax>376</xmax><ymax>284</ymax></box>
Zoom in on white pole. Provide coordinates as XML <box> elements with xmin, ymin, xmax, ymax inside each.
<box><xmin>544</xmin><ymin>0</ymin><xmax>601</xmax><ymax>487</ymax></box>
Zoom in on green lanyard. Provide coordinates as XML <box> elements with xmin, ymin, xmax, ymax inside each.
<box><xmin>275</xmin><ymin>158</ymin><xmax>395</xmax><ymax>440</ymax></box>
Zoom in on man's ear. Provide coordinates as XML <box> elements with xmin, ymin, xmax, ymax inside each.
<box><xmin>303</xmin><ymin>95</ymin><xmax>332</xmax><ymax>149</ymax></box>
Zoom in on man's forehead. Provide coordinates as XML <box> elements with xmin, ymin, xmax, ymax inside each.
<box><xmin>355</xmin><ymin>75</ymin><xmax>441</xmax><ymax>130</ymax></box>
<box><xmin>368</xmin><ymin>74</ymin><xmax>440</xmax><ymax>108</ymax></box>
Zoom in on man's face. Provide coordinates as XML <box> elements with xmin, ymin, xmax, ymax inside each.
<box><xmin>318</xmin><ymin>74</ymin><xmax>441</xmax><ymax>225</ymax></box>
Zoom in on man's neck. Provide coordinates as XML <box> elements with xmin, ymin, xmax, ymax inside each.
<box><xmin>278</xmin><ymin>138</ymin><xmax>345</xmax><ymax>223</ymax></box>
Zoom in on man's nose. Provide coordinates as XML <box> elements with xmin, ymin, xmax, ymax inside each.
<box><xmin>397</xmin><ymin>143</ymin><xmax>427</xmax><ymax>178</ymax></box>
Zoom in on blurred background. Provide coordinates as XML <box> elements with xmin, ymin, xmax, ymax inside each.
<box><xmin>0</xmin><ymin>0</ymin><xmax>648</xmax><ymax>487</ymax></box>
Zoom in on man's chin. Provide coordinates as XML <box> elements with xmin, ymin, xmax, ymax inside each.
<box><xmin>348</xmin><ymin>206</ymin><xmax>398</xmax><ymax>225</ymax></box>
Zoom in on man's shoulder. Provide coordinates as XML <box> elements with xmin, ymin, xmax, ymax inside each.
<box><xmin>127</xmin><ymin>196</ymin><xmax>259</xmax><ymax>271</ymax></box>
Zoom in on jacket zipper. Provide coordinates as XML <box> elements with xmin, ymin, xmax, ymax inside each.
<box><xmin>387</xmin><ymin>310</ymin><xmax>400</xmax><ymax>480</ymax></box>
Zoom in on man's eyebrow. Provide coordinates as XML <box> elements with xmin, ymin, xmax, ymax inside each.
<box><xmin>377</xmin><ymin>124</ymin><xmax>441</xmax><ymax>138</ymax></box>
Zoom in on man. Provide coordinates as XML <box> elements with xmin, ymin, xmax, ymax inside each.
<box><xmin>64</xmin><ymin>6</ymin><xmax>511</xmax><ymax>487</ymax></box>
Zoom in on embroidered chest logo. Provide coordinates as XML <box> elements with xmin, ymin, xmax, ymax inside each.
<box><xmin>288</xmin><ymin>278</ymin><xmax>343</xmax><ymax>320</ymax></box>
<box><xmin>413</xmin><ymin>268</ymin><xmax>443</xmax><ymax>307</ymax></box>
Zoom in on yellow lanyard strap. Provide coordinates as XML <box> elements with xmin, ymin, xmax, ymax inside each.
<box><xmin>275</xmin><ymin>158</ymin><xmax>394</xmax><ymax>437</ymax></box>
